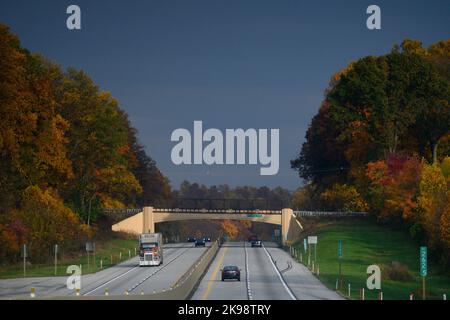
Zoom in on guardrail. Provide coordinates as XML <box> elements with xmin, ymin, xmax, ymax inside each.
<box><xmin>27</xmin><ymin>241</ymin><xmax>220</xmax><ymax>300</ymax></box>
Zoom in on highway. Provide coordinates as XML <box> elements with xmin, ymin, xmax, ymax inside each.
<box><xmin>0</xmin><ymin>243</ymin><xmax>209</xmax><ymax>299</ymax></box>
<box><xmin>0</xmin><ymin>241</ymin><xmax>342</xmax><ymax>300</ymax></box>
<box><xmin>192</xmin><ymin>241</ymin><xmax>342</xmax><ymax>300</ymax></box>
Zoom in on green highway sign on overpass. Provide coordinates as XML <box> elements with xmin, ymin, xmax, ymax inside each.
<box><xmin>246</xmin><ymin>213</ymin><xmax>263</xmax><ymax>218</ymax></box>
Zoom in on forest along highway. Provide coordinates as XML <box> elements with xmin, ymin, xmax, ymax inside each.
<box><xmin>192</xmin><ymin>241</ymin><xmax>343</xmax><ymax>300</ymax></box>
<box><xmin>0</xmin><ymin>243</ymin><xmax>209</xmax><ymax>299</ymax></box>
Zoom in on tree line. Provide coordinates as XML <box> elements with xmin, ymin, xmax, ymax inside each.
<box><xmin>291</xmin><ymin>39</ymin><xmax>450</xmax><ymax>266</ymax></box>
<box><xmin>0</xmin><ymin>24</ymin><xmax>170</xmax><ymax>261</ymax></box>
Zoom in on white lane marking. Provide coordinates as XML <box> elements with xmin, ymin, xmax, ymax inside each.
<box><xmin>127</xmin><ymin>245</ymin><xmax>193</xmax><ymax>292</ymax></box>
<box><xmin>82</xmin><ymin>244</ymin><xmax>186</xmax><ymax>296</ymax></box>
<box><xmin>262</xmin><ymin>244</ymin><xmax>296</xmax><ymax>300</ymax></box>
<box><xmin>83</xmin><ymin>265</ymin><xmax>140</xmax><ymax>296</ymax></box>
<box><xmin>244</xmin><ymin>242</ymin><xmax>253</xmax><ymax>300</ymax></box>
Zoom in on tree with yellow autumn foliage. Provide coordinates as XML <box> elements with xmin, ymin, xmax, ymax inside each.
<box><xmin>418</xmin><ymin>161</ymin><xmax>450</xmax><ymax>260</ymax></box>
<box><xmin>320</xmin><ymin>183</ymin><xmax>368</xmax><ymax>212</ymax></box>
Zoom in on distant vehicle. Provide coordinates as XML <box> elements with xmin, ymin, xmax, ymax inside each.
<box><xmin>187</xmin><ymin>236</ymin><xmax>196</xmax><ymax>242</ymax></box>
<box><xmin>251</xmin><ymin>239</ymin><xmax>262</xmax><ymax>247</ymax></box>
<box><xmin>221</xmin><ymin>265</ymin><xmax>241</xmax><ymax>281</ymax></box>
<box><xmin>248</xmin><ymin>235</ymin><xmax>258</xmax><ymax>242</ymax></box>
<box><xmin>195</xmin><ymin>238</ymin><xmax>206</xmax><ymax>247</ymax></box>
<box><xmin>139</xmin><ymin>233</ymin><xmax>163</xmax><ymax>266</ymax></box>
<box><xmin>203</xmin><ymin>236</ymin><xmax>211</xmax><ymax>242</ymax></box>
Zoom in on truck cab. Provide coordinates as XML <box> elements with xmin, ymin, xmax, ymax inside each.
<box><xmin>139</xmin><ymin>233</ymin><xmax>163</xmax><ymax>266</ymax></box>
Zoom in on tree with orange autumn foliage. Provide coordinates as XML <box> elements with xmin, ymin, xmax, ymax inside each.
<box><xmin>366</xmin><ymin>154</ymin><xmax>422</xmax><ymax>224</ymax></box>
<box><xmin>220</xmin><ymin>220</ymin><xmax>239</xmax><ymax>240</ymax></box>
<box><xmin>0</xmin><ymin>24</ymin><xmax>170</xmax><ymax>262</ymax></box>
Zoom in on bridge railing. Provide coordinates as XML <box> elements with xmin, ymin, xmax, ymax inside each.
<box><xmin>102</xmin><ymin>208</ymin><xmax>142</xmax><ymax>215</ymax></box>
<box><xmin>150</xmin><ymin>198</ymin><xmax>285</xmax><ymax>211</ymax></box>
<box><xmin>102</xmin><ymin>208</ymin><xmax>283</xmax><ymax>215</ymax></box>
<box><xmin>103</xmin><ymin>208</ymin><xmax>368</xmax><ymax>216</ymax></box>
<box><xmin>153</xmin><ymin>208</ymin><xmax>282</xmax><ymax>214</ymax></box>
<box><xmin>294</xmin><ymin>211</ymin><xmax>368</xmax><ymax>218</ymax></box>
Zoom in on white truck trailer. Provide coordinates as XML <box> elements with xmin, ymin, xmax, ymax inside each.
<box><xmin>138</xmin><ymin>233</ymin><xmax>163</xmax><ymax>266</ymax></box>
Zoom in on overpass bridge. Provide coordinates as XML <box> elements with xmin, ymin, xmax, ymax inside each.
<box><xmin>111</xmin><ymin>207</ymin><xmax>303</xmax><ymax>245</ymax></box>
<box><xmin>109</xmin><ymin>205</ymin><xmax>368</xmax><ymax>246</ymax></box>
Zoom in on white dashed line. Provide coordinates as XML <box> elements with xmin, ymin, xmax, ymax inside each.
<box><xmin>244</xmin><ymin>242</ymin><xmax>252</xmax><ymax>300</ymax></box>
<box><xmin>83</xmin><ymin>245</ymin><xmax>188</xmax><ymax>296</ymax></box>
<box><xmin>83</xmin><ymin>265</ymin><xmax>140</xmax><ymax>296</ymax></box>
<box><xmin>127</xmin><ymin>246</ymin><xmax>193</xmax><ymax>292</ymax></box>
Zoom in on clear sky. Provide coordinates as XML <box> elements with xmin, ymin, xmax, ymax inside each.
<box><xmin>0</xmin><ymin>0</ymin><xmax>448</xmax><ymax>190</ymax></box>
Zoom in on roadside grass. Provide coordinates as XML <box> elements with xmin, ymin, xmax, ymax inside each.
<box><xmin>0</xmin><ymin>236</ymin><xmax>138</xmax><ymax>279</ymax></box>
<box><xmin>292</xmin><ymin>219</ymin><xmax>450</xmax><ymax>300</ymax></box>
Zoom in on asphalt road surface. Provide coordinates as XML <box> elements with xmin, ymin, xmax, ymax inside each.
<box><xmin>192</xmin><ymin>241</ymin><xmax>343</xmax><ymax>300</ymax></box>
<box><xmin>0</xmin><ymin>242</ymin><xmax>209</xmax><ymax>299</ymax></box>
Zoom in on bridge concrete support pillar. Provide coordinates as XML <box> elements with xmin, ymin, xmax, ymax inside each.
<box><xmin>281</xmin><ymin>208</ymin><xmax>303</xmax><ymax>246</ymax></box>
<box><xmin>143</xmin><ymin>206</ymin><xmax>155</xmax><ymax>233</ymax></box>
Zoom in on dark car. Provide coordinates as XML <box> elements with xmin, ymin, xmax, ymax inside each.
<box><xmin>251</xmin><ymin>239</ymin><xmax>262</xmax><ymax>247</ymax></box>
<box><xmin>203</xmin><ymin>236</ymin><xmax>211</xmax><ymax>242</ymax></box>
<box><xmin>187</xmin><ymin>236</ymin><xmax>196</xmax><ymax>242</ymax></box>
<box><xmin>221</xmin><ymin>265</ymin><xmax>241</xmax><ymax>281</ymax></box>
<box><xmin>195</xmin><ymin>238</ymin><xmax>206</xmax><ymax>247</ymax></box>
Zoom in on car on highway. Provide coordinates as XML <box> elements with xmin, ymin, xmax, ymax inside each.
<box><xmin>195</xmin><ymin>238</ymin><xmax>206</xmax><ymax>247</ymax></box>
<box><xmin>251</xmin><ymin>239</ymin><xmax>262</xmax><ymax>247</ymax></box>
<box><xmin>221</xmin><ymin>265</ymin><xmax>241</xmax><ymax>281</ymax></box>
<box><xmin>187</xmin><ymin>236</ymin><xmax>196</xmax><ymax>242</ymax></box>
<box><xmin>203</xmin><ymin>236</ymin><xmax>211</xmax><ymax>242</ymax></box>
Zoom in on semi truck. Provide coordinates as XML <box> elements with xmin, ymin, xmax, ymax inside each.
<box><xmin>138</xmin><ymin>233</ymin><xmax>163</xmax><ymax>266</ymax></box>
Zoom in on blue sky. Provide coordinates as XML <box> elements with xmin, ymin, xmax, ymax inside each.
<box><xmin>0</xmin><ymin>0</ymin><xmax>448</xmax><ymax>190</ymax></box>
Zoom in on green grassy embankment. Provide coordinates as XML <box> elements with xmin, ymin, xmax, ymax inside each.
<box><xmin>0</xmin><ymin>235</ymin><xmax>138</xmax><ymax>279</ymax></box>
<box><xmin>291</xmin><ymin>219</ymin><xmax>450</xmax><ymax>300</ymax></box>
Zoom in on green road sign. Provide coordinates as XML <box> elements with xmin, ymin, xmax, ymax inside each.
<box><xmin>338</xmin><ymin>240</ymin><xmax>343</xmax><ymax>258</ymax></box>
<box><xmin>420</xmin><ymin>246</ymin><xmax>427</xmax><ymax>277</ymax></box>
<box><xmin>246</xmin><ymin>214</ymin><xmax>262</xmax><ymax>218</ymax></box>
